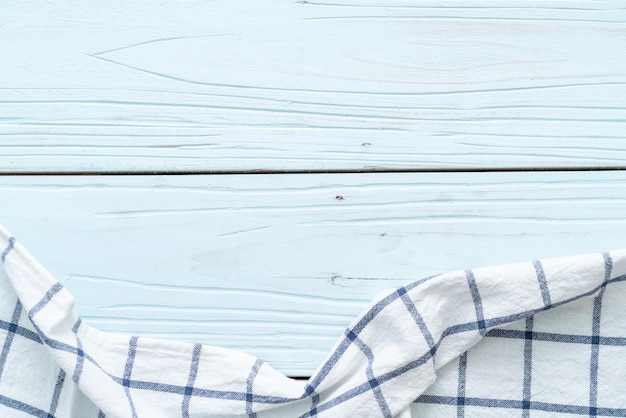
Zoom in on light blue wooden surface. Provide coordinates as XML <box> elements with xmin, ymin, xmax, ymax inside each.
<box><xmin>1</xmin><ymin>0</ymin><xmax>625</xmax><ymax>376</ymax></box>
<box><xmin>2</xmin><ymin>172</ymin><xmax>626</xmax><ymax>375</ymax></box>
<box><xmin>1</xmin><ymin>0</ymin><xmax>625</xmax><ymax>172</ymax></box>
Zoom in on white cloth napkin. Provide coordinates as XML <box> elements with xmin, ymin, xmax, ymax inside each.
<box><xmin>1</xmin><ymin>224</ymin><xmax>624</xmax><ymax>417</ymax></box>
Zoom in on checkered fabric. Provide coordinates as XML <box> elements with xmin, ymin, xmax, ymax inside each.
<box><xmin>1</xmin><ymin>224</ymin><xmax>625</xmax><ymax>417</ymax></box>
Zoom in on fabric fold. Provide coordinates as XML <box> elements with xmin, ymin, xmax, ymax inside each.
<box><xmin>0</xmin><ymin>225</ymin><xmax>624</xmax><ymax>417</ymax></box>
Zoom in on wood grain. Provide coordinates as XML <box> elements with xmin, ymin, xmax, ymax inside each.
<box><xmin>1</xmin><ymin>0</ymin><xmax>625</xmax><ymax>172</ymax></box>
<box><xmin>1</xmin><ymin>171</ymin><xmax>625</xmax><ymax>374</ymax></box>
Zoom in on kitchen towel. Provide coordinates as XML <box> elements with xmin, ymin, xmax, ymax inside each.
<box><xmin>1</xmin><ymin>224</ymin><xmax>624</xmax><ymax>417</ymax></box>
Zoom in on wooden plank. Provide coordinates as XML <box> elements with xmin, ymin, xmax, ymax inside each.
<box><xmin>1</xmin><ymin>171</ymin><xmax>625</xmax><ymax>375</ymax></box>
<box><xmin>1</xmin><ymin>1</ymin><xmax>625</xmax><ymax>172</ymax></box>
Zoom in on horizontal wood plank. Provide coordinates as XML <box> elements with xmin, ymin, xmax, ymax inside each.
<box><xmin>1</xmin><ymin>171</ymin><xmax>625</xmax><ymax>374</ymax></box>
<box><xmin>1</xmin><ymin>1</ymin><xmax>625</xmax><ymax>172</ymax></box>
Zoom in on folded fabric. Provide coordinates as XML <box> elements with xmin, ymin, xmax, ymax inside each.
<box><xmin>1</xmin><ymin>224</ymin><xmax>624</xmax><ymax>417</ymax></box>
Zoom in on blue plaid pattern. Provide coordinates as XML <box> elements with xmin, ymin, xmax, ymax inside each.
<box><xmin>1</xmin><ymin>225</ymin><xmax>625</xmax><ymax>417</ymax></box>
<box><xmin>414</xmin><ymin>255</ymin><xmax>626</xmax><ymax>417</ymax></box>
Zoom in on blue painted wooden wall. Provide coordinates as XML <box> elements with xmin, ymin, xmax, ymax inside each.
<box><xmin>1</xmin><ymin>0</ymin><xmax>625</xmax><ymax>376</ymax></box>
